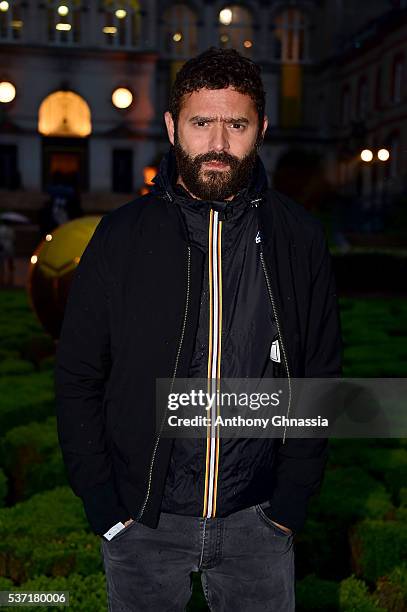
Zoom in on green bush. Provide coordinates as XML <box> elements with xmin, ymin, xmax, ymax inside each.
<box><xmin>0</xmin><ymin>358</ymin><xmax>35</xmax><ymax>376</ymax></box>
<box><xmin>0</xmin><ymin>417</ymin><xmax>66</xmax><ymax>501</ymax></box>
<box><xmin>0</xmin><ymin>573</ymin><xmax>107</xmax><ymax>612</ymax></box>
<box><xmin>339</xmin><ymin>575</ymin><xmax>385</xmax><ymax>611</ymax></box>
<box><xmin>350</xmin><ymin>519</ymin><xmax>407</xmax><ymax>582</ymax></box>
<box><xmin>310</xmin><ymin>467</ymin><xmax>393</xmax><ymax>525</ymax></box>
<box><xmin>0</xmin><ymin>371</ymin><xmax>55</xmax><ymax>436</ymax></box>
<box><xmin>374</xmin><ymin>564</ymin><xmax>407</xmax><ymax>612</ymax></box>
<box><xmin>0</xmin><ymin>468</ymin><xmax>7</xmax><ymax>507</ymax></box>
<box><xmin>296</xmin><ymin>573</ymin><xmax>339</xmax><ymax>611</ymax></box>
<box><xmin>0</xmin><ymin>487</ymin><xmax>101</xmax><ymax>582</ymax></box>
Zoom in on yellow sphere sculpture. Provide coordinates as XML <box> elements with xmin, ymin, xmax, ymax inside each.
<box><xmin>28</xmin><ymin>216</ymin><xmax>102</xmax><ymax>340</ymax></box>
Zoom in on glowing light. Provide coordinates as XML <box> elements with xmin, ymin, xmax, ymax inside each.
<box><xmin>143</xmin><ymin>166</ymin><xmax>157</xmax><ymax>186</ymax></box>
<box><xmin>377</xmin><ymin>148</ymin><xmax>390</xmax><ymax>161</ymax></box>
<box><xmin>0</xmin><ymin>1</ymin><xmax>9</xmax><ymax>13</ymax></box>
<box><xmin>220</xmin><ymin>34</ymin><xmax>229</xmax><ymax>43</ymax></box>
<box><xmin>112</xmin><ymin>87</ymin><xmax>133</xmax><ymax>109</ymax></box>
<box><xmin>103</xmin><ymin>26</ymin><xmax>117</xmax><ymax>34</ymax></box>
<box><xmin>57</xmin><ymin>5</ymin><xmax>69</xmax><ymax>16</ymax></box>
<box><xmin>31</xmin><ymin>255</ymin><xmax>38</xmax><ymax>264</ymax></box>
<box><xmin>360</xmin><ymin>149</ymin><xmax>373</xmax><ymax>162</ymax></box>
<box><xmin>0</xmin><ymin>82</ymin><xmax>16</xmax><ymax>104</ymax></box>
<box><xmin>56</xmin><ymin>23</ymin><xmax>71</xmax><ymax>31</ymax></box>
<box><xmin>45</xmin><ymin>234</ymin><xmax>53</xmax><ymax>242</ymax></box>
<box><xmin>243</xmin><ymin>40</ymin><xmax>252</xmax><ymax>48</ymax></box>
<box><xmin>219</xmin><ymin>8</ymin><xmax>232</xmax><ymax>25</ymax></box>
<box><xmin>115</xmin><ymin>9</ymin><xmax>127</xmax><ymax>19</ymax></box>
<box><xmin>173</xmin><ymin>32</ymin><xmax>182</xmax><ymax>42</ymax></box>
<box><xmin>11</xmin><ymin>20</ymin><xmax>23</xmax><ymax>28</ymax></box>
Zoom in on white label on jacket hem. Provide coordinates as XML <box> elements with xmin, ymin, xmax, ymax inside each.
<box><xmin>103</xmin><ymin>521</ymin><xmax>125</xmax><ymax>540</ymax></box>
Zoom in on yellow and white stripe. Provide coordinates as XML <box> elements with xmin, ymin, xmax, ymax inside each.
<box><xmin>203</xmin><ymin>209</ymin><xmax>223</xmax><ymax>518</ymax></box>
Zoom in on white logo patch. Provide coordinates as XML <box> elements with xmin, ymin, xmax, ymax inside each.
<box><xmin>270</xmin><ymin>338</ymin><xmax>281</xmax><ymax>363</ymax></box>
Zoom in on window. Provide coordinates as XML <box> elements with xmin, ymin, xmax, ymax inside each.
<box><xmin>385</xmin><ymin>132</ymin><xmax>400</xmax><ymax>180</ymax></box>
<box><xmin>272</xmin><ymin>8</ymin><xmax>309</xmax><ymax>63</ymax></box>
<box><xmin>374</xmin><ymin>65</ymin><xmax>382</xmax><ymax>110</ymax></box>
<box><xmin>161</xmin><ymin>4</ymin><xmax>197</xmax><ymax>58</ymax></box>
<box><xmin>0</xmin><ymin>1</ymin><xmax>23</xmax><ymax>41</ymax></box>
<box><xmin>102</xmin><ymin>0</ymin><xmax>142</xmax><ymax>48</ymax></box>
<box><xmin>112</xmin><ymin>149</ymin><xmax>133</xmax><ymax>193</ymax></box>
<box><xmin>356</xmin><ymin>77</ymin><xmax>368</xmax><ymax>119</ymax></box>
<box><xmin>0</xmin><ymin>145</ymin><xmax>19</xmax><ymax>189</ymax></box>
<box><xmin>391</xmin><ymin>54</ymin><xmax>404</xmax><ymax>103</ymax></box>
<box><xmin>218</xmin><ymin>5</ymin><xmax>254</xmax><ymax>56</ymax></box>
<box><xmin>47</xmin><ymin>0</ymin><xmax>82</xmax><ymax>45</ymax></box>
<box><xmin>341</xmin><ymin>85</ymin><xmax>351</xmax><ymax>126</ymax></box>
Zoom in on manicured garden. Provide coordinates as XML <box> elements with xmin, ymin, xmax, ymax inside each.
<box><xmin>0</xmin><ymin>289</ymin><xmax>406</xmax><ymax>611</ymax></box>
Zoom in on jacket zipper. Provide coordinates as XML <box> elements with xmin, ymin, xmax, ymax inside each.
<box><xmin>136</xmin><ymin>245</ymin><xmax>191</xmax><ymax>521</ymax></box>
<box><xmin>259</xmin><ymin>246</ymin><xmax>292</xmax><ymax>445</ymax></box>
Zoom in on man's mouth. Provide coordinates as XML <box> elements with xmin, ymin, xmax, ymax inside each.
<box><xmin>203</xmin><ymin>161</ymin><xmax>229</xmax><ymax>169</ymax></box>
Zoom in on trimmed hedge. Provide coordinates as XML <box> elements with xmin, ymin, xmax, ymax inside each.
<box><xmin>350</xmin><ymin>519</ymin><xmax>407</xmax><ymax>582</ymax></box>
<box><xmin>296</xmin><ymin>574</ymin><xmax>339</xmax><ymax>611</ymax></box>
<box><xmin>309</xmin><ymin>467</ymin><xmax>393</xmax><ymax>525</ymax></box>
<box><xmin>0</xmin><ymin>487</ymin><xmax>101</xmax><ymax>582</ymax></box>
<box><xmin>0</xmin><ymin>468</ymin><xmax>7</xmax><ymax>507</ymax></box>
<box><xmin>0</xmin><ymin>573</ymin><xmax>107</xmax><ymax>612</ymax></box>
<box><xmin>339</xmin><ymin>575</ymin><xmax>385</xmax><ymax>611</ymax></box>
<box><xmin>0</xmin><ymin>416</ymin><xmax>66</xmax><ymax>501</ymax></box>
<box><xmin>0</xmin><ymin>371</ymin><xmax>55</xmax><ymax>436</ymax></box>
<box><xmin>374</xmin><ymin>564</ymin><xmax>407</xmax><ymax>612</ymax></box>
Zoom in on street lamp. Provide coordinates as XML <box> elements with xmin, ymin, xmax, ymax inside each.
<box><xmin>112</xmin><ymin>87</ymin><xmax>133</xmax><ymax>109</ymax></box>
<box><xmin>360</xmin><ymin>149</ymin><xmax>373</xmax><ymax>162</ymax></box>
<box><xmin>0</xmin><ymin>81</ymin><xmax>16</xmax><ymax>103</ymax></box>
<box><xmin>377</xmin><ymin>148</ymin><xmax>390</xmax><ymax>162</ymax></box>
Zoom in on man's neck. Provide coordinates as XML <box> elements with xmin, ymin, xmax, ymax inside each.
<box><xmin>176</xmin><ymin>175</ymin><xmax>235</xmax><ymax>202</ymax></box>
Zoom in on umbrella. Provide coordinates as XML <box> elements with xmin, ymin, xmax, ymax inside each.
<box><xmin>0</xmin><ymin>211</ymin><xmax>31</xmax><ymax>224</ymax></box>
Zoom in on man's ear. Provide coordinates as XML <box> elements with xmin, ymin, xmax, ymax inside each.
<box><xmin>262</xmin><ymin>115</ymin><xmax>268</xmax><ymax>139</ymax></box>
<box><xmin>164</xmin><ymin>111</ymin><xmax>175</xmax><ymax>145</ymax></box>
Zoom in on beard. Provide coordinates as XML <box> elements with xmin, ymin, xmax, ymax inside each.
<box><xmin>173</xmin><ymin>132</ymin><xmax>262</xmax><ymax>201</ymax></box>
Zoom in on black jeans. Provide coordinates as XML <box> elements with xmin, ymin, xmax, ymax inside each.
<box><xmin>100</xmin><ymin>504</ymin><xmax>295</xmax><ymax>611</ymax></box>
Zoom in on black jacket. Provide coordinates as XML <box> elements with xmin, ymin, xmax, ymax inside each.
<box><xmin>55</xmin><ymin>148</ymin><xmax>343</xmax><ymax>537</ymax></box>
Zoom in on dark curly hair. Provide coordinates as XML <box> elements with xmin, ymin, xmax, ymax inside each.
<box><xmin>169</xmin><ymin>47</ymin><xmax>266</xmax><ymax>131</ymax></box>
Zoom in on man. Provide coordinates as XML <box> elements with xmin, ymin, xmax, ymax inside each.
<box><xmin>55</xmin><ymin>47</ymin><xmax>342</xmax><ymax>611</ymax></box>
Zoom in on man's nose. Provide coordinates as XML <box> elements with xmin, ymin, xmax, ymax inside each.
<box><xmin>208</xmin><ymin>123</ymin><xmax>230</xmax><ymax>152</ymax></box>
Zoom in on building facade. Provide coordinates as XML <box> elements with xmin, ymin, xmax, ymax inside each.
<box><xmin>0</xmin><ymin>0</ymin><xmax>405</xmax><ymax>213</ymax></box>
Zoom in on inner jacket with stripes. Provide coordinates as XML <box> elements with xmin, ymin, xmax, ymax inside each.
<box><xmin>161</xmin><ymin>151</ymin><xmax>282</xmax><ymax>519</ymax></box>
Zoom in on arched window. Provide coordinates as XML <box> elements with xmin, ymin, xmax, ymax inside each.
<box><xmin>356</xmin><ymin>77</ymin><xmax>368</xmax><ymax>119</ymax></box>
<box><xmin>46</xmin><ymin>0</ymin><xmax>83</xmax><ymax>45</ymax></box>
<box><xmin>0</xmin><ymin>1</ymin><xmax>24</xmax><ymax>41</ymax></box>
<box><xmin>38</xmin><ymin>91</ymin><xmax>92</xmax><ymax>137</ymax></box>
<box><xmin>391</xmin><ymin>54</ymin><xmax>404</xmax><ymax>104</ymax></box>
<box><xmin>272</xmin><ymin>8</ymin><xmax>309</xmax><ymax>63</ymax></box>
<box><xmin>102</xmin><ymin>0</ymin><xmax>143</xmax><ymax>48</ymax></box>
<box><xmin>218</xmin><ymin>5</ymin><xmax>254</xmax><ymax>56</ymax></box>
<box><xmin>341</xmin><ymin>85</ymin><xmax>351</xmax><ymax>126</ymax></box>
<box><xmin>161</xmin><ymin>4</ymin><xmax>198</xmax><ymax>58</ymax></box>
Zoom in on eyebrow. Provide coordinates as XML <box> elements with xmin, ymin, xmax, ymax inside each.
<box><xmin>189</xmin><ymin>115</ymin><xmax>250</xmax><ymax>124</ymax></box>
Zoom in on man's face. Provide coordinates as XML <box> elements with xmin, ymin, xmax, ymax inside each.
<box><xmin>164</xmin><ymin>88</ymin><xmax>268</xmax><ymax>201</ymax></box>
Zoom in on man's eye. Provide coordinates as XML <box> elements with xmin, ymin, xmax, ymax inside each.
<box><xmin>195</xmin><ymin>121</ymin><xmax>208</xmax><ymax>127</ymax></box>
<box><xmin>231</xmin><ymin>123</ymin><xmax>244</xmax><ymax>130</ymax></box>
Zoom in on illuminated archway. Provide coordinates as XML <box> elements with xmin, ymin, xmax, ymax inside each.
<box><xmin>38</xmin><ymin>91</ymin><xmax>92</xmax><ymax>137</ymax></box>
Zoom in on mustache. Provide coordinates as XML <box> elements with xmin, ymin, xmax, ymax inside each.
<box><xmin>193</xmin><ymin>151</ymin><xmax>239</xmax><ymax>166</ymax></box>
